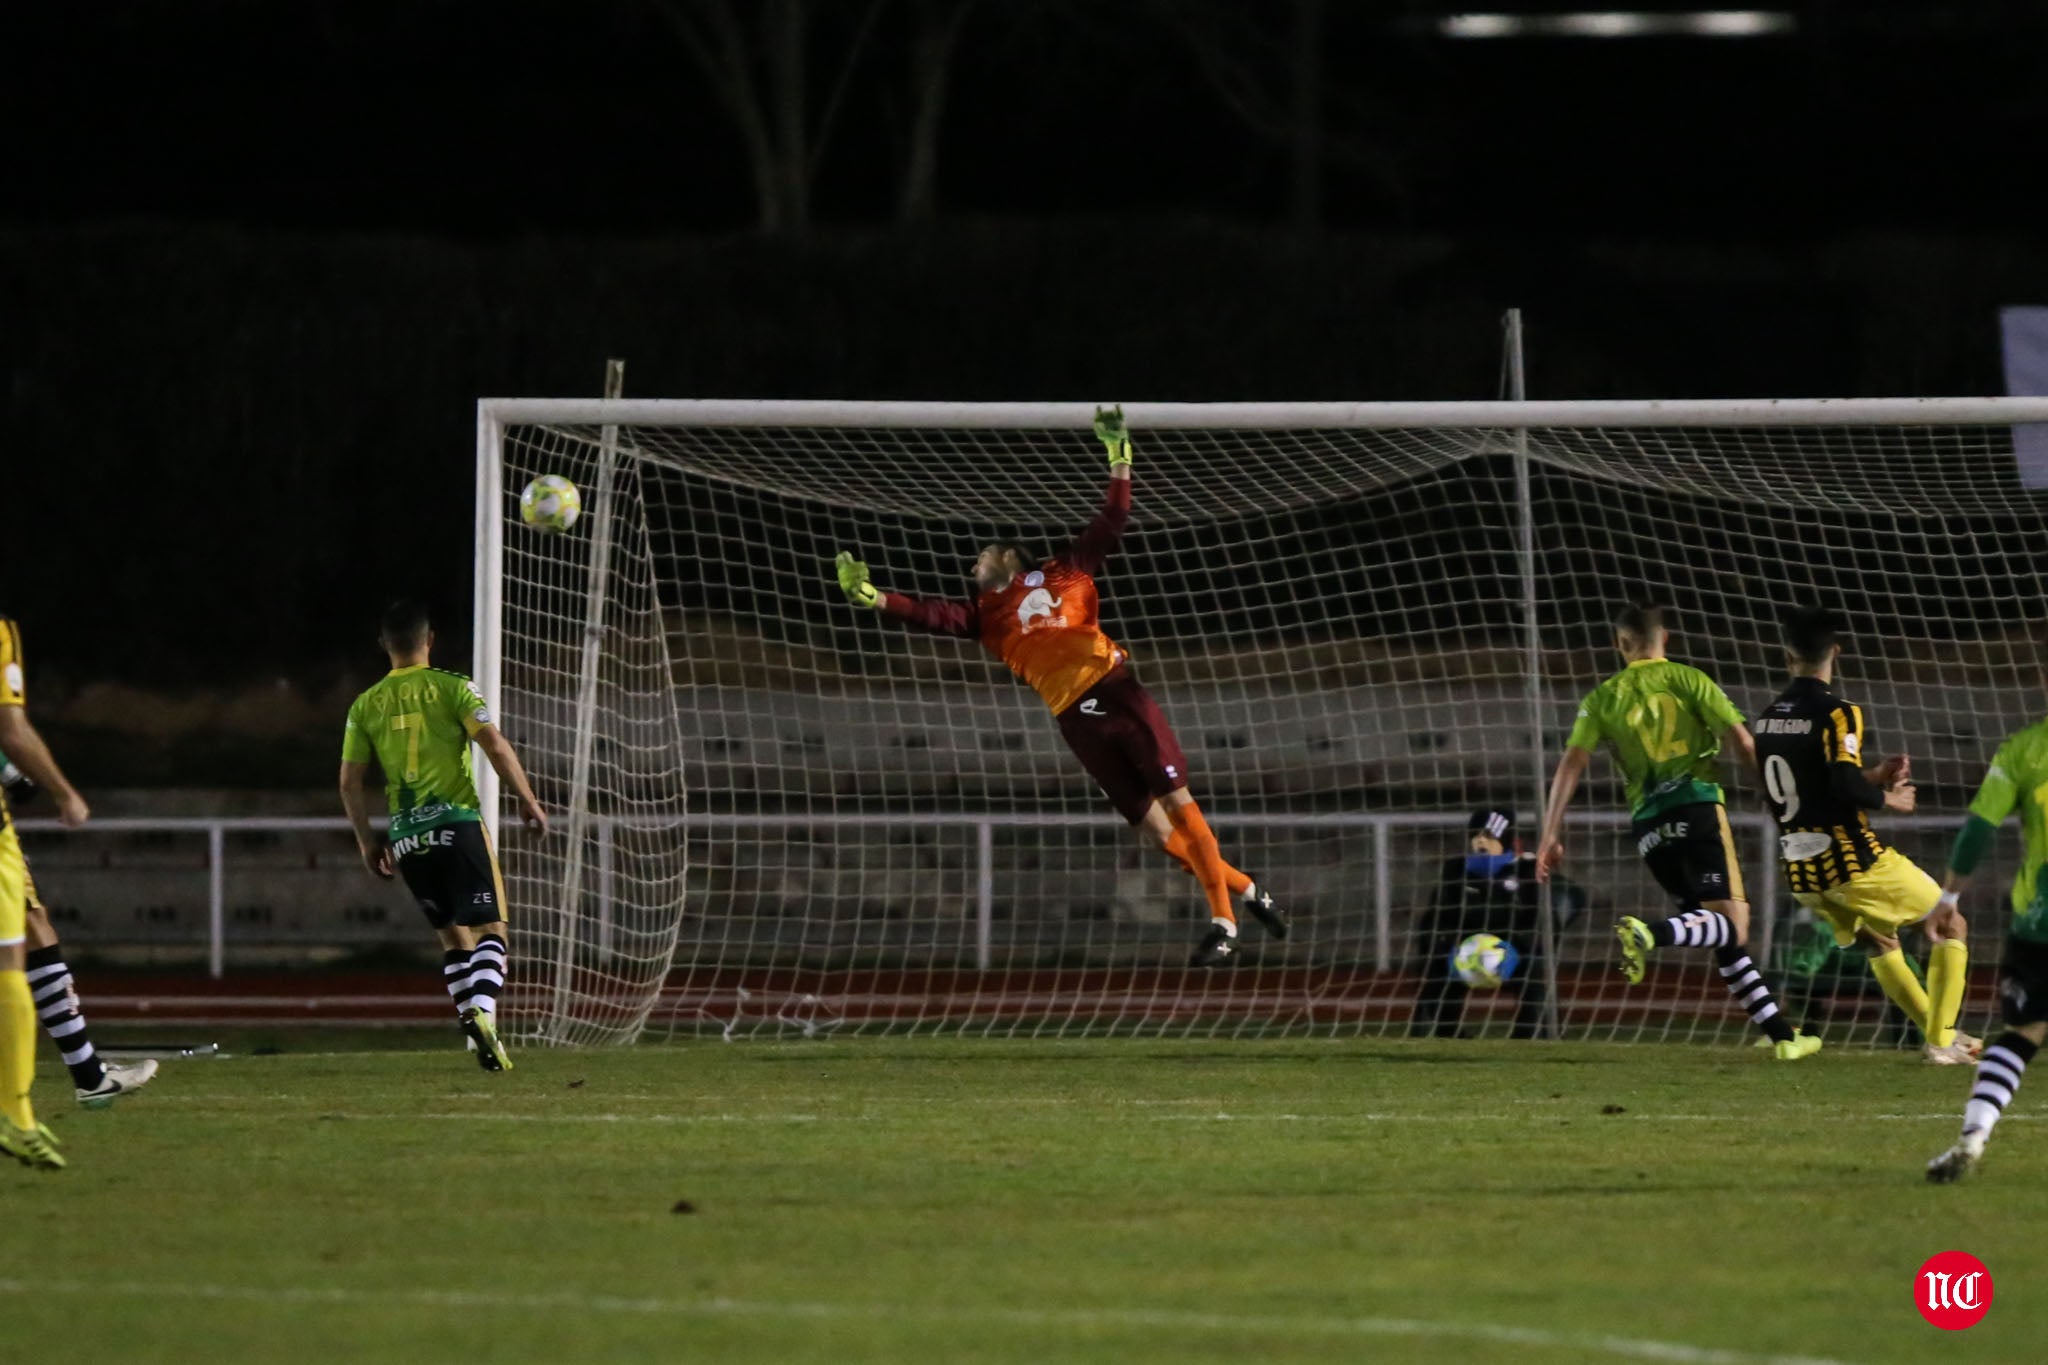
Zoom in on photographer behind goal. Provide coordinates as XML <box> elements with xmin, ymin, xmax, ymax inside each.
<box><xmin>1409</xmin><ymin>807</ymin><xmax>1584</xmax><ymax>1040</ymax></box>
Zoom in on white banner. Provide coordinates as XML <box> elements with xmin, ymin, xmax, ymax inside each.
<box><xmin>2000</xmin><ymin>305</ymin><xmax>2048</xmax><ymax>488</ymax></box>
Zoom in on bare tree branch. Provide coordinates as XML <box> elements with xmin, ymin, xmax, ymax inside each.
<box><xmin>647</xmin><ymin>0</ymin><xmax>886</xmax><ymax>232</ymax></box>
<box><xmin>897</xmin><ymin>0</ymin><xmax>980</xmax><ymax>220</ymax></box>
<box><xmin>808</xmin><ymin>0</ymin><xmax>890</xmax><ymax>180</ymax></box>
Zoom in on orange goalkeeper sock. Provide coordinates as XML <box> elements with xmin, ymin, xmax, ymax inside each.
<box><xmin>1165</xmin><ymin>802</ymin><xmax>1238</xmax><ymax>930</ymax></box>
<box><xmin>1161</xmin><ymin>828</ymin><xmax>1252</xmax><ymax>896</ymax></box>
<box><xmin>0</xmin><ymin>969</ymin><xmax>36</xmax><ymax>1130</ymax></box>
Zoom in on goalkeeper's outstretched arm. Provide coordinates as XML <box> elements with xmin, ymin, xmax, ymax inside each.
<box><xmin>1063</xmin><ymin>405</ymin><xmax>1133</xmax><ymax>574</ymax></box>
<box><xmin>833</xmin><ymin>551</ymin><xmax>977</xmax><ymax>637</ymax></box>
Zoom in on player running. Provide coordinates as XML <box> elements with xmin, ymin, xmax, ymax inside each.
<box><xmin>831</xmin><ymin>407</ymin><xmax>1284</xmax><ymax>968</ymax></box>
<box><xmin>1</xmin><ymin>614</ymin><xmax>91</xmax><ymax>1169</ymax></box>
<box><xmin>1753</xmin><ymin>609</ymin><xmax>1976</xmax><ymax>1065</ymax></box>
<box><xmin>1926</xmin><ymin>663</ymin><xmax>2048</xmax><ymax>1182</ymax></box>
<box><xmin>1</xmin><ymin>752</ymin><xmax>159</xmax><ymax>1105</ymax></box>
<box><xmin>339</xmin><ymin>601</ymin><xmax>547</xmax><ymax>1072</ymax></box>
<box><xmin>1536</xmin><ymin>604</ymin><xmax>1819</xmax><ymax>1059</ymax></box>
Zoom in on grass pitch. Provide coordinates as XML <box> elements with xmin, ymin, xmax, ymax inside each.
<box><xmin>1</xmin><ymin>1034</ymin><xmax>2038</xmax><ymax>1364</ymax></box>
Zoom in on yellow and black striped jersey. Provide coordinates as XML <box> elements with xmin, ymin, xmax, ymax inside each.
<box><xmin>0</xmin><ymin>616</ymin><xmax>23</xmax><ymax>710</ymax></box>
<box><xmin>1752</xmin><ymin>676</ymin><xmax>1890</xmax><ymax>892</ymax></box>
<box><xmin>0</xmin><ymin>615</ymin><xmax>22</xmax><ymax>830</ymax></box>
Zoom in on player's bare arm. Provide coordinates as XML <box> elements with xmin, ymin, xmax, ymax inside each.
<box><xmin>1821</xmin><ymin>724</ymin><xmax>1914</xmax><ymax>813</ymax></box>
<box><xmin>1722</xmin><ymin>722</ymin><xmax>1760</xmax><ymax>781</ymax></box>
<box><xmin>1535</xmin><ymin>745</ymin><xmax>1593</xmax><ymax>881</ymax></box>
<box><xmin>1930</xmin><ymin>864</ymin><xmax>1974</xmax><ymax>941</ymax></box>
<box><xmin>475</xmin><ymin>724</ymin><xmax>548</xmax><ymax>834</ymax></box>
<box><xmin>0</xmin><ymin>708</ymin><xmax>87</xmax><ymax>828</ymax></box>
<box><xmin>338</xmin><ymin>759</ymin><xmax>393</xmax><ymax>878</ymax></box>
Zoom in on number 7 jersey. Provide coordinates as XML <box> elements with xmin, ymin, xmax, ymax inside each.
<box><xmin>1751</xmin><ymin>675</ymin><xmax>1886</xmax><ymax>892</ymax></box>
<box><xmin>1566</xmin><ymin>658</ymin><xmax>1747</xmax><ymax>821</ymax></box>
<box><xmin>341</xmin><ymin>665</ymin><xmax>495</xmax><ymax>838</ymax></box>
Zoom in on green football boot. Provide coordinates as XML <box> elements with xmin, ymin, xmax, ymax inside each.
<box><xmin>461</xmin><ymin>1007</ymin><xmax>513</xmax><ymax>1073</ymax></box>
<box><xmin>1</xmin><ymin>1118</ymin><xmax>67</xmax><ymax>1171</ymax></box>
<box><xmin>1615</xmin><ymin>917</ymin><xmax>1654</xmax><ymax>985</ymax></box>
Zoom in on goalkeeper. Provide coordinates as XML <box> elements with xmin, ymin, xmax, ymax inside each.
<box><xmin>833</xmin><ymin>408</ymin><xmax>1285</xmax><ymax>967</ymax></box>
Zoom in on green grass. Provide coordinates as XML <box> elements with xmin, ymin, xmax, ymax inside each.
<box><xmin>2</xmin><ymin>1034</ymin><xmax>2037</xmax><ymax>1364</ymax></box>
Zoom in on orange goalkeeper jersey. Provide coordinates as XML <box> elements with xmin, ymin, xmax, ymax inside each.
<box><xmin>880</xmin><ymin>478</ymin><xmax>1131</xmax><ymax>715</ymax></box>
<box><xmin>973</xmin><ymin>561</ymin><xmax>1126</xmax><ymax>714</ymax></box>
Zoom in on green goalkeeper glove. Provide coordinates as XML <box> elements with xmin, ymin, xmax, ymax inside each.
<box><xmin>834</xmin><ymin>551</ymin><xmax>881</xmax><ymax>609</ymax></box>
<box><xmin>1094</xmin><ymin>404</ymin><xmax>1132</xmax><ymax>468</ymax></box>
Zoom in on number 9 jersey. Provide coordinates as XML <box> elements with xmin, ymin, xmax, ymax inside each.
<box><xmin>1752</xmin><ymin>675</ymin><xmax>1889</xmax><ymax>892</ymax></box>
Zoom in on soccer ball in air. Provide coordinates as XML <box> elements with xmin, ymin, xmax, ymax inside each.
<box><xmin>519</xmin><ymin>475</ymin><xmax>582</xmax><ymax>532</ymax></box>
<box><xmin>1451</xmin><ymin>933</ymin><xmax>1520</xmax><ymax>990</ymax></box>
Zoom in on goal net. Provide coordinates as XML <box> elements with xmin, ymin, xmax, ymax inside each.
<box><xmin>480</xmin><ymin>398</ymin><xmax>2048</xmax><ymax>1046</ymax></box>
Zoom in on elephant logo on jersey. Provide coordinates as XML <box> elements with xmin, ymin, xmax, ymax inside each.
<box><xmin>1016</xmin><ymin>587</ymin><xmax>1064</xmax><ymax>631</ymax></box>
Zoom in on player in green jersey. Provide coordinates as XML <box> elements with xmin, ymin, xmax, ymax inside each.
<box><xmin>1536</xmin><ymin>604</ymin><xmax>1820</xmax><ymax>1059</ymax></box>
<box><xmin>1926</xmin><ymin>685</ymin><xmax>2048</xmax><ymax>1181</ymax></box>
<box><xmin>340</xmin><ymin>601</ymin><xmax>547</xmax><ymax>1072</ymax></box>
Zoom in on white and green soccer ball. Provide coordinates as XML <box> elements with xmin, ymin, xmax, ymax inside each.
<box><xmin>519</xmin><ymin>474</ymin><xmax>582</xmax><ymax>532</ymax></box>
<box><xmin>1451</xmin><ymin>932</ymin><xmax>1520</xmax><ymax>990</ymax></box>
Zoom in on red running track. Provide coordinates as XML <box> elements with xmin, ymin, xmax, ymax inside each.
<box><xmin>69</xmin><ymin>965</ymin><xmax>1995</xmax><ymax>1034</ymax></box>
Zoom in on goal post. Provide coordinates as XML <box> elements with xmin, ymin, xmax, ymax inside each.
<box><xmin>477</xmin><ymin>395</ymin><xmax>2048</xmax><ymax>1046</ymax></box>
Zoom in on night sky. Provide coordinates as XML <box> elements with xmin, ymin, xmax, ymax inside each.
<box><xmin>11</xmin><ymin>1</ymin><xmax>2046</xmax><ymax>237</ymax></box>
<box><xmin>5</xmin><ymin>0</ymin><xmax>2048</xmax><ymax>756</ymax></box>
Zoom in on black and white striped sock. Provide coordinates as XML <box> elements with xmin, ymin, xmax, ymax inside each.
<box><xmin>1654</xmin><ymin>908</ymin><xmax>1733</xmax><ymax>949</ymax></box>
<box><xmin>1715</xmin><ymin>944</ymin><xmax>1796</xmax><ymax>1043</ymax></box>
<box><xmin>464</xmin><ymin>934</ymin><xmax>508</xmax><ymax>1016</ymax></box>
<box><xmin>442</xmin><ymin>949</ymin><xmax>480</xmax><ymax>1017</ymax></box>
<box><xmin>1963</xmin><ymin>1033</ymin><xmax>2038</xmax><ymax>1137</ymax></box>
<box><xmin>24</xmin><ymin>946</ymin><xmax>107</xmax><ymax>1090</ymax></box>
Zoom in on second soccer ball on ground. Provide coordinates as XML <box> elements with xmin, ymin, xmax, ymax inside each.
<box><xmin>519</xmin><ymin>474</ymin><xmax>582</xmax><ymax>532</ymax></box>
<box><xmin>1452</xmin><ymin>933</ymin><xmax>1520</xmax><ymax>990</ymax></box>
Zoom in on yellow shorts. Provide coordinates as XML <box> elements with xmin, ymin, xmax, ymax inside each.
<box><xmin>1792</xmin><ymin>847</ymin><xmax>1942</xmax><ymax>947</ymax></box>
<box><xmin>0</xmin><ymin>821</ymin><xmax>25</xmax><ymax>948</ymax></box>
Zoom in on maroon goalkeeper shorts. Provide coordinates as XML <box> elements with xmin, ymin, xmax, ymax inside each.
<box><xmin>1054</xmin><ymin>667</ymin><xmax>1191</xmax><ymax>825</ymax></box>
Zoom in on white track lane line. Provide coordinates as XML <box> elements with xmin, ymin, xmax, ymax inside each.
<box><xmin>0</xmin><ymin>1278</ymin><xmax>1861</xmax><ymax>1365</ymax></box>
<box><xmin>118</xmin><ymin>1106</ymin><xmax>2038</xmax><ymax>1124</ymax></box>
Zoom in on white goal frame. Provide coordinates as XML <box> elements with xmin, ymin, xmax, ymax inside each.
<box><xmin>475</xmin><ymin>394</ymin><xmax>2048</xmax><ymax>1045</ymax></box>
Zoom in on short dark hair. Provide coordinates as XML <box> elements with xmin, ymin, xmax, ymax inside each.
<box><xmin>379</xmin><ymin>599</ymin><xmax>432</xmax><ymax>651</ymax></box>
<box><xmin>1614</xmin><ymin>603</ymin><xmax>1668</xmax><ymax>644</ymax></box>
<box><xmin>984</xmin><ymin>542</ymin><xmax>1037</xmax><ymax>569</ymax></box>
<box><xmin>1782</xmin><ymin>607</ymin><xmax>1846</xmax><ymax>666</ymax></box>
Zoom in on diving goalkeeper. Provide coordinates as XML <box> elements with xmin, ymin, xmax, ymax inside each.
<box><xmin>832</xmin><ymin>408</ymin><xmax>1285</xmax><ymax>967</ymax></box>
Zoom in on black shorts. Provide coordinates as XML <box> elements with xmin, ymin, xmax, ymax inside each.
<box><xmin>1998</xmin><ymin>938</ymin><xmax>2048</xmax><ymax>1027</ymax></box>
<box><xmin>393</xmin><ymin>821</ymin><xmax>506</xmax><ymax>930</ymax></box>
<box><xmin>1631</xmin><ymin>802</ymin><xmax>1747</xmax><ymax>909</ymax></box>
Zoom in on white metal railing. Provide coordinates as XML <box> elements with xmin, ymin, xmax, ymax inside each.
<box><xmin>12</xmin><ymin>810</ymin><xmax>1988</xmax><ymax>979</ymax></box>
